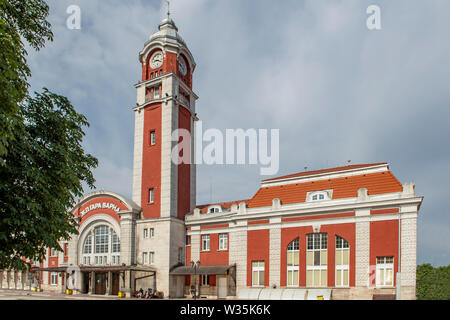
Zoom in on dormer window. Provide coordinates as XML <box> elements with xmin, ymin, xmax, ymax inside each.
<box><xmin>307</xmin><ymin>190</ymin><xmax>332</xmax><ymax>202</ymax></box>
<box><xmin>207</xmin><ymin>205</ymin><xmax>222</xmax><ymax>213</ymax></box>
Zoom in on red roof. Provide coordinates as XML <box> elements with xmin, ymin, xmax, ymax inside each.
<box><xmin>197</xmin><ymin>199</ymin><xmax>249</xmax><ymax>214</ymax></box>
<box><xmin>262</xmin><ymin>163</ymin><xmax>388</xmax><ymax>182</ymax></box>
<box><xmin>248</xmin><ymin>171</ymin><xmax>402</xmax><ymax>208</ymax></box>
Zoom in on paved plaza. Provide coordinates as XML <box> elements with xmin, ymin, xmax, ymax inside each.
<box><xmin>0</xmin><ymin>288</ymin><xmax>134</xmax><ymax>300</ymax></box>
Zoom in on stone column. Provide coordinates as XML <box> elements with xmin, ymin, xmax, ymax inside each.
<box><xmin>89</xmin><ymin>272</ymin><xmax>95</xmax><ymax>294</ymax></box>
<box><xmin>355</xmin><ymin>205</ymin><xmax>371</xmax><ymax>299</ymax></box>
<box><xmin>119</xmin><ymin>211</ymin><xmax>138</xmax><ymax>266</ymax></box>
<box><xmin>400</xmin><ymin>214</ymin><xmax>418</xmax><ymax>300</ymax></box>
<box><xmin>269</xmin><ymin>218</ymin><xmax>281</xmax><ymax>288</ymax></box>
<box><xmin>229</xmin><ymin>221</ymin><xmax>247</xmax><ymax>296</ymax></box>
<box><xmin>107</xmin><ymin>271</ymin><xmax>112</xmax><ymax>295</ymax></box>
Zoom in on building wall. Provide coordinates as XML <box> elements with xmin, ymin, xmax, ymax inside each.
<box><xmin>141</xmin><ymin>104</ymin><xmax>162</xmax><ymax>219</ymax></box>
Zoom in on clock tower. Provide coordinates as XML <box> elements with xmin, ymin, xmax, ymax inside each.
<box><xmin>132</xmin><ymin>16</ymin><xmax>197</xmax><ymax>295</ymax></box>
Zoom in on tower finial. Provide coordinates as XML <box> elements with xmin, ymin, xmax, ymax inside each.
<box><xmin>166</xmin><ymin>0</ymin><xmax>170</xmax><ymax>19</ymax></box>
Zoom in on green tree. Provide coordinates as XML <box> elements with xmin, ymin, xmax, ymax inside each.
<box><xmin>0</xmin><ymin>0</ymin><xmax>98</xmax><ymax>270</ymax></box>
<box><xmin>416</xmin><ymin>264</ymin><xmax>450</xmax><ymax>300</ymax></box>
<box><xmin>0</xmin><ymin>0</ymin><xmax>53</xmax><ymax>158</ymax></box>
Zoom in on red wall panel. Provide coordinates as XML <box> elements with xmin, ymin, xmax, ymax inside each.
<box><xmin>247</xmin><ymin>229</ymin><xmax>270</xmax><ymax>287</ymax></box>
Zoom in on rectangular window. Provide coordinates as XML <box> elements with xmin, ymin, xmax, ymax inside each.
<box><xmin>252</xmin><ymin>261</ymin><xmax>265</xmax><ymax>287</ymax></box>
<box><xmin>149</xmin><ymin>188</ymin><xmax>154</xmax><ymax>203</ymax></box>
<box><xmin>150</xmin><ymin>131</ymin><xmax>156</xmax><ymax>145</ymax></box>
<box><xmin>376</xmin><ymin>256</ymin><xmax>394</xmax><ymax>287</ymax></box>
<box><xmin>201</xmin><ymin>275</ymin><xmax>209</xmax><ymax>286</ymax></box>
<box><xmin>154</xmin><ymin>86</ymin><xmax>160</xmax><ymax>98</ymax></box>
<box><xmin>143</xmin><ymin>252</ymin><xmax>148</xmax><ymax>265</ymax></box>
<box><xmin>186</xmin><ymin>235</ymin><xmax>191</xmax><ymax>246</ymax></box>
<box><xmin>306</xmin><ymin>233</ymin><xmax>328</xmax><ymax>287</ymax></box>
<box><xmin>50</xmin><ymin>272</ymin><xmax>58</xmax><ymax>285</ymax></box>
<box><xmin>201</xmin><ymin>235</ymin><xmax>210</xmax><ymax>251</ymax></box>
<box><xmin>178</xmin><ymin>248</ymin><xmax>183</xmax><ymax>263</ymax></box>
<box><xmin>149</xmin><ymin>228</ymin><xmax>155</xmax><ymax>238</ymax></box>
<box><xmin>335</xmin><ymin>236</ymin><xmax>350</xmax><ymax>287</ymax></box>
<box><xmin>50</xmin><ymin>248</ymin><xmax>58</xmax><ymax>257</ymax></box>
<box><xmin>149</xmin><ymin>252</ymin><xmax>155</xmax><ymax>264</ymax></box>
<box><xmin>218</xmin><ymin>233</ymin><xmax>228</xmax><ymax>250</ymax></box>
<box><xmin>287</xmin><ymin>239</ymin><xmax>300</xmax><ymax>287</ymax></box>
<box><xmin>143</xmin><ymin>228</ymin><xmax>148</xmax><ymax>239</ymax></box>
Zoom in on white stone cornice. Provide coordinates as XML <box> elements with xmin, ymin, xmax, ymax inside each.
<box><xmin>185</xmin><ymin>195</ymin><xmax>423</xmax><ymax>226</ymax></box>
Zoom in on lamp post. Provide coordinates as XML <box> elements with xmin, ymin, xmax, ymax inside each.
<box><xmin>190</xmin><ymin>260</ymin><xmax>200</xmax><ymax>300</ymax></box>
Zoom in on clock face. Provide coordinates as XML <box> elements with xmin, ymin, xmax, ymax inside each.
<box><xmin>150</xmin><ymin>51</ymin><xmax>163</xmax><ymax>69</ymax></box>
<box><xmin>178</xmin><ymin>57</ymin><xmax>187</xmax><ymax>76</ymax></box>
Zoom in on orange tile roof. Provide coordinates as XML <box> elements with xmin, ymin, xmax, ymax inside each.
<box><xmin>262</xmin><ymin>163</ymin><xmax>388</xmax><ymax>182</ymax></box>
<box><xmin>247</xmin><ymin>171</ymin><xmax>402</xmax><ymax>208</ymax></box>
<box><xmin>197</xmin><ymin>199</ymin><xmax>249</xmax><ymax>214</ymax></box>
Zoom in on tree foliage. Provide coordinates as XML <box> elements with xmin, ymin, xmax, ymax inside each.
<box><xmin>416</xmin><ymin>264</ymin><xmax>450</xmax><ymax>300</ymax></box>
<box><xmin>0</xmin><ymin>0</ymin><xmax>53</xmax><ymax>157</ymax></box>
<box><xmin>0</xmin><ymin>0</ymin><xmax>98</xmax><ymax>270</ymax></box>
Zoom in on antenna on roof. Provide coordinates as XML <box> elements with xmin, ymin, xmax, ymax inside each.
<box><xmin>347</xmin><ymin>160</ymin><xmax>351</xmax><ymax>165</ymax></box>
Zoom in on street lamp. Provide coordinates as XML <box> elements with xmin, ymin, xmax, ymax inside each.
<box><xmin>190</xmin><ymin>260</ymin><xmax>200</xmax><ymax>300</ymax></box>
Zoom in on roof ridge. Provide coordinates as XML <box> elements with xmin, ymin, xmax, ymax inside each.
<box><xmin>262</xmin><ymin>162</ymin><xmax>388</xmax><ymax>182</ymax></box>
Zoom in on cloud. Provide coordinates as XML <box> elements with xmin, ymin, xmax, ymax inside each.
<box><xmin>26</xmin><ymin>0</ymin><xmax>450</xmax><ymax>266</ymax></box>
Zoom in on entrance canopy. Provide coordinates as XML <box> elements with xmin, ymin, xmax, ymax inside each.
<box><xmin>31</xmin><ymin>265</ymin><xmax>156</xmax><ymax>273</ymax></box>
<box><xmin>170</xmin><ymin>265</ymin><xmax>234</xmax><ymax>275</ymax></box>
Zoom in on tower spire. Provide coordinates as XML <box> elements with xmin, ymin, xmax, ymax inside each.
<box><xmin>166</xmin><ymin>0</ymin><xmax>170</xmax><ymax>19</ymax></box>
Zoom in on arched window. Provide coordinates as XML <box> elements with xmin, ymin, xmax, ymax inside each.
<box><xmin>306</xmin><ymin>233</ymin><xmax>328</xmax><ymax>287</ymax></box>
<box><xmin>287</xmin><ymin>238</ymin><xmax>299</xmax><ymax>286</ymax></box>
<box><xmin>335</xmin><ymin>236</ymin><xmax>350</xmax><ymax>287</ymax></box>
<box><xmin>81</xmin><ymin>225</ymin><xmax>120</xmax><ymax>266</ymax></box>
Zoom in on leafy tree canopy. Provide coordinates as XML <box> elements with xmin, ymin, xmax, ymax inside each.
<box><xmin>416</xmin><ymin>264</ymin><xmax>450</xmax><ymax>300</ymax></box>
<box><xmin>0</xmin><ymin>0</ymin><xmax>98</xmax><ymax>270</ymax></box>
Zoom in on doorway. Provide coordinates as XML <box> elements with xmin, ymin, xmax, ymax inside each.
<box><xmin>95</xmin><ymin>273</ymin><xmax>107</xmax><ymax>295</ymax></box>
<box><xmin>111</xmin><ymin>273</ymin><xmax>120</xmax><ymax>295</ymax></box>
<box><xmin>217</xmin><ymin>276</ymin><xmax>227</xmax><ymax>299</ymax></box>
<box><xmin>82</xmin><ymin>272</ymin><xmax>90</xmax><ymax>293</ymax></box>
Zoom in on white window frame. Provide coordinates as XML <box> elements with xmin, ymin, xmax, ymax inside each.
<box><xmin>307</xmin><ymin>190</ymin><xmax>332</xmax><ymax>202</ymax></box>
<box><xmin>252</xmin><ymin>261</ymin><xmax>265</xmax><ymax>287</ymax></box>
<box><xmin>208</xmin><ymin>205</ymin><xmax>222</xmax><ymax>213</ymax></box>
<box><xmin>376</xmin><ymin>256</ymin><xmax>394</xmax><ymax>287</ymax></box>
<box><xmin>150</xmin><ymin>131</ymin><xmax>156</xmax><ymax>145</ymax></box>
<box><xmin>142</xmin><ymin>252</ymin><xmax>148</xmax><ymax>265</ymax></box>
<box><xmin>335</xmin><ymin>236</ymin><xmax>350</xmax><ymax>287</ymax></box>
<box><xmin>143</xmin><ymin>228</ymin><xmax>148</xmax><ymax>239</ymax></box>
<box><xmin>149</xmin><ymin>228</ymin><xmax>155</xmax><ymax>238</ymax></box>
<box><xmin>149</xmin><ymin>252</ymin><xmax>155</xmax><ymax>264</ymax></box>
<box><xmin>201</xmin><ymin>274</ymin><xmax>209</xmax><ymax>286</ymax></box>
<box><xmin>218</xmin><ymin>233</ymin><xmax>228</xmax><ymax>251</ymax></box>
<box><xmin>50</xmin><ymin>248</ymin><xmax>58</xmax><ymax>257</ymax></box>
<box><xmin>50</xmin><ymin>272</ymin><xmax>58</xmax><ymax>286</ymax></box>
<box><xmin>287</xmin><ymin>238</ymin><xmax>300</xmax><ymax>287</ymax></box>
<box><xmin>306</xmin><ymin>233</ymin><xmax>328</xmax><ymax>287</ymax></box>
<box><xmin>149</xmin><ymin>188</ymin><xmax>154</xmax><ymax>203</ymax></box>
<box><xmin>201</xmin><ymin>235</ymin><xmax>210</xmax><ymax>251</ymax></box>
<box><xmin>81</xmin><ymin>225</ymin><xmax>120</xmax><ymax>266</ymax></box>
